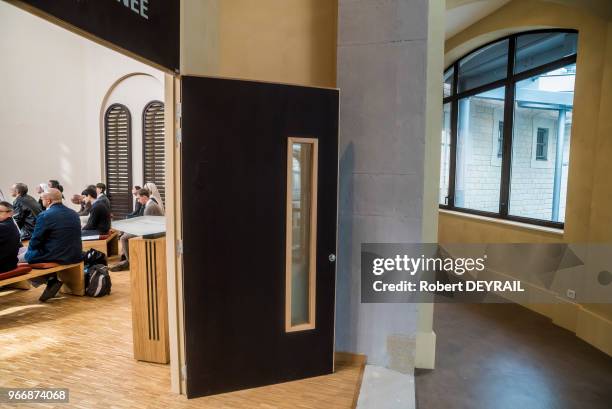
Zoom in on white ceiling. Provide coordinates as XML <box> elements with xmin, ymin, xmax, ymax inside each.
<box><xmin>446</xmin><ymin>0</ymin><xmax>511</xmax><ymax>39</ymax></box>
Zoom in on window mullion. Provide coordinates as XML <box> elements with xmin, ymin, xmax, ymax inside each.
<box><xmin>449</xmin><ymin>98</ymin><xmax>458</xmax><ymax>208</ymax></box>
<box><xmin>499</xmin><ymin>36</ymin><xmax>516</xmax><ymax>218</ymax></box>
<box><xmin>448</xmin><ymin>63</ymin><xmax>460</xmax><ymax>208</ymax></box>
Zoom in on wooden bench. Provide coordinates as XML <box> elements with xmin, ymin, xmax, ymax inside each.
<box><xmin>82</xmin><ymin>230</ymin><xmax>119</xmax><ymax>257</ymax></box>
<box><xmin>0</xmin><ymin>262</ymin><xmax>85</xmax><ymax>296</ymax></box>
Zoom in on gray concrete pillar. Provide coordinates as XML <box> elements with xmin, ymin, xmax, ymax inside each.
<box><xmin>336</xmin><ymin>0</ymin><xmax>442</xmax><ymax>370</ymax></box>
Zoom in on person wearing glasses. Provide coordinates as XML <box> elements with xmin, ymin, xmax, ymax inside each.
<box><xmin>0</xmin><ymin>201</ymin><xmax>20</xmax><ymax>274</ymax></box>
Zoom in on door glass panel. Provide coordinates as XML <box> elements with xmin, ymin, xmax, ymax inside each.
<box><xmin>286</xmin><ymin>138</ymin><xmax>318</xmax><ymax>331</ymax></box>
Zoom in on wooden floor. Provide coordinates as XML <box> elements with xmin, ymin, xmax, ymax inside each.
<box><xmin>0</xmin><ymin>268</ymin><xmax>363</xmax><ymax>409</ymax></box>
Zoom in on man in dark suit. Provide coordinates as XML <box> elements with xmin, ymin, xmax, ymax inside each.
<box><xmin>95</xmin><ymin>183</ymin><xmax>112</xmax><ymax>211</ymax></box>
<box><xmin>23</xmin><ymin>189</ymin><xmax>82</xmax><ymax>301</ymax></box>
<box><xmin>126</xmin><ymin>185</ymin><xmax>143</xmax><ymax>218</ymax></box>
<box><xmin>81</xmin><ymin>187</ymin><xmax>111</xmax><ymax>237</ymax></box>
<box><xmin>10</xmin><ymin>182</ymin><xmax>42</xmax><ymax>240</ymax></box>
<box><xmin>0</xmin><ymin>202</ymin><xmax>20</xmax><ymax>273</ymax></box>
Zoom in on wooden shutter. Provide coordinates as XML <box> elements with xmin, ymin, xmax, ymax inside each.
<box><xmin>104</xmin><ymin>104</ymin><xmax>133</xmax><ymax>219</ymax></box>
<box><xmin>142</xmin><ymin>101</ymin><xmax>166</xmax><ymax>205</ymax></box>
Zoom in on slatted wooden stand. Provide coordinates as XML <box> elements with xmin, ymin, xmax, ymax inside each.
<box><xmin>128</xmin><ymin>236</ymin><xmax>169</xmax><ymax>364</ymax></box>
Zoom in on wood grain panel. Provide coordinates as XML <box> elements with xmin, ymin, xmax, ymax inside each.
<box><xmin>129</xmin><ymin>237</ymin><xmax>169</xmax><ymax>364</ymax></box>
<box><xmin>181</xmin><ymin>76</ymin><xmax>339</xmax><ymax>398</ymax></box>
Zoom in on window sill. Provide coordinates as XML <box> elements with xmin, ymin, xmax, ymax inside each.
<box><xmin>438</xmin><ymin>209</ymin><xmax>565</xmax><ymax>236</ymax></box>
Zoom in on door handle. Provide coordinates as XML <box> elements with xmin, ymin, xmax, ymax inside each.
<box><xmin>328</xmin><ymin>254</ymin><xmax>336</xmax><ymax>262</ymax></box>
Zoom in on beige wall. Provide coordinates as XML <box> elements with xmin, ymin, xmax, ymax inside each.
<box><xmin>181</xmin><ymin>0</ymin><xmax>337</xmax><ymax>88</ymax></box>
<box><xmin>440</xmin><ymin>0</ymin><xmax>612</xmax><ymax>355</ymax></box>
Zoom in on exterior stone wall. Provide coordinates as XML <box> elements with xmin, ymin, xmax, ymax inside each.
<box><xmin>452</xmin><ymin>98</ymin><xmax>571</xmax><ymax>222</ymax></box>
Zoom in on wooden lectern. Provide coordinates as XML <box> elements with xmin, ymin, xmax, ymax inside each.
<box><xmin>129</xmin><ymin>236</ymin><xmax>169</xmax><ymax>364</ymax></box>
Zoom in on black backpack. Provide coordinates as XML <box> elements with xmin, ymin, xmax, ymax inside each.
<box><xmin>85</xmin><ymin>265</ymin><xmax>112</xmax><ymax>297</ymax></box>
<box><xmin>83</xmin><ymin>249</ymin><xmax>107</xmax><ymax>268</ymax></box>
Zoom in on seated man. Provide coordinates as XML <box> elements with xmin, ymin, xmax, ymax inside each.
<box><xmin>126</xmin><ymin>185</ymin><xmax>143</xmax><ymax>219</ymax></box>
<box><xmin>111</xmin><ymin>188</ymin><xmax>163</xmax><ymax>271</ymax></box>
<box><xmin>72</xmin><ymin>191</ymin><xmax>92</xmax><ymax>217</ymax></box>
<box><xmin>139</xmin><ymin>188</ymin><xmax>164</xmax><ymax>217</ymax></box>
<box><xmin>10</xmin><ymin>182</ymin><xmax>42</xmax><ymax>241</ymax></box>
<box><xmin>23</xmin><ymin>189</ymin><xmax>82</xmax><ymax>302</ymax></box>
<box><xmin>95</xmin><ymin>183</ymin><xmax>112</xmax><ymax>211</ymax></box>
<box><xmin>81</xmin><ymin>187</ymin><xmax>111</xmax><ymax>237</ymax></box>
<box><xmin>0</xmin><ymin>202</ymin><xmax>20</xmax><ymax>273</ymax></box>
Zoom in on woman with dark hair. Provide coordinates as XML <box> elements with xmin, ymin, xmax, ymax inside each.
<box><xmin>48</xmin><ymin>180</ymin><xmax>64</xmax><ymax>199</ymax></box>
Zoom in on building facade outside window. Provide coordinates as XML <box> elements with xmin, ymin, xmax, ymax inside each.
<box><xmin>440</xmin><ymin>30</ymin><xmax>577</xmax><ymax>227</ymax></box>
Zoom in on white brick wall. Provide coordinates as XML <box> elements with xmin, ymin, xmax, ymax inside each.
<box><xmin>456</xmin><ymin>98</ymin><xmax>571</xmax><ymax>222</ymax></box>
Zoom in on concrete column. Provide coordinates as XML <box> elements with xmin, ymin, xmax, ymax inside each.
<box><xmin>336</xmin><ymin>0</ymin><xmax>442</xmax><ymax>370</ymax></box>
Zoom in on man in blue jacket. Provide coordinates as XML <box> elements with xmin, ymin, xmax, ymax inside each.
<box><xmin>23</xmin><ymin>188</ymin><xmax>82</xmax><ymax>302</ymax></box>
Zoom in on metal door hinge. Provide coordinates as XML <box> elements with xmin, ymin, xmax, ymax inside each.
<box><xmin>181</xmin><ymin>364</ymin><xmax>187</xmax><ymax>380</ymax></box>
<box><xmin>176</xmin><ymin>239</ymin><xmax>183</xmax><ymax>255</ymax></box>
<box><xmin>175</xmin><ymin>102</ymin><xmax>182</xmax><ymax>122</ymax></box>
<box><xmin>176</xmin><ymin>129</ymin><xmax>182</xmax><ymax>145</ymax></box>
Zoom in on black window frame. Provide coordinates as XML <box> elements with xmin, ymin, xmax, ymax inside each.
<box><xmin>441</xmin><ymin>29</ymin><xmax>578</xmax><ymax>229</ymax></box>
<box><xmin>535</xmin><ymin>127</ymin><xmax>549</xmax><ymax>161</ymax></box>
<box><xmin>497</xmin><ymin>121</ymin><xmax>504</xmax><ymax>158</ymax></box>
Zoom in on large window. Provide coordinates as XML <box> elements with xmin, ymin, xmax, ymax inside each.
<box><xmin>440</xmin><ymin>30</ymin><xmax>577</xmax><ymax>228</ymax></box>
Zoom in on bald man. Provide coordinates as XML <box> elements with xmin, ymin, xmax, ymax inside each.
<box><xmin>23</xmin><ymin>188</ymin><xmax>82</xmax><ymax>302</ymax></box>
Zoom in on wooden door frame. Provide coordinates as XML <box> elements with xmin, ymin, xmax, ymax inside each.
<box><xmin>164</xmin><ymin>75</ymin><xmax>186</xmax><ymax>394</ymax></box>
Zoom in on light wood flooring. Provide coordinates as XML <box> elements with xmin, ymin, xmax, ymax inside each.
<box><xmin>0</xmin><ymin>268</ymin><xmax>363</xmax><ymax>409</ymax></box>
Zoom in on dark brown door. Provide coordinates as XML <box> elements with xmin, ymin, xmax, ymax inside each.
<box><xmin>181</xmin><ymin>76</ymin><xmax>339</xmax><ymax>398</ymax></box>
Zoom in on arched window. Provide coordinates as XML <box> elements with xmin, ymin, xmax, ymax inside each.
<box><xmin>142</xmin><ymin>101</ymin><xmax>165</xmax><ymax>205</ymax></box>
<box><xmin>104</xmin><ymin>103</ymin><xmax>133</xmax><ymax>219</ymax></box>
<box><xmin>440</xmin><ymin>30</ymin><xmax>578</xmax><ymax>228</ymax></box>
